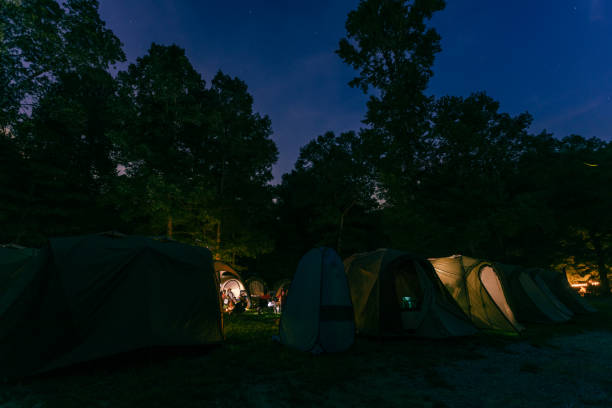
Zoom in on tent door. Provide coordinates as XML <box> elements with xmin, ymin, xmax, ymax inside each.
<box><xmin>479</xmin><ymin>266</ymin><xmax>517</xmax><ymax>325</ymax></box>
<box><xmin>221</xmin><ymin>279</ymin><xmax>243</xmax><ymax>299</ymax></box>
<box><xmin>395</xmin><ymin>262</ymin><xmax>430</xmax><ymax>330</ymax></box>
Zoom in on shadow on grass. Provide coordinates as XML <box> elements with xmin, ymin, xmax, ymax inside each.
<box><xmin>24</xmin><ymin>344</ymin><xmax>221</xmax><ymax>383</ymax></box>
<box><xmin>1</xmin><ymin>298</ymin><xmax>611</xmax><ymax>407</ymax></box>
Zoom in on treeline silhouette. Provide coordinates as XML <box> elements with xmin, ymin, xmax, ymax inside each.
<box><xmin>1</xmin><ymin>0</ymin><xmax>610</xmax><ymax>293</ymax></box>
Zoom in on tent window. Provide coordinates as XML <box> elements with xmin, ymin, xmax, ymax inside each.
<box><xmin>399</xmin><ymin>296</ymin><xmax>418</xmax><ymax>311</ymax></box>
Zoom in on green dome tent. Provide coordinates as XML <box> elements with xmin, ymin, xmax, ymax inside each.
<box><xmin>429</xmin><ymin>255</ymin><xmax>524</xmax><ymax>334</ymax></box>
<box><xmin>0</xmin><ymin>245</ymin><xmax>38</xmax><ymax>294</ymax></box>
<box><xmin>0</xmin><ymin>244</ymin><xmax>37</xmax><ymax>266</ymax></box>
<box><xmin>0</xmin><ymin>235</ymin><xmax>223</xmax><ymax>378</ymax></box>
<box><xmin>345</xmin><ymin>249</ymin><xmax>476</xmax><ymax>338</ymax></box>
<box><xmin>245</xmin><ymin>276</ymin><xmax>267</xmax><ymax>297</ymax></box>
<box><xmin>495</xmin><ymin>263</ymin><xmax>573</xmax><ymax>323</ymax></box>
<box><xmin>280</xmin><ymin>247</ymin><xmax>354</xmax><ymax>353</ymax></box>
<box><xmin>527</xmin><ymin>268</ymin><xmax>596</xmax><ymax>314</ymax></box>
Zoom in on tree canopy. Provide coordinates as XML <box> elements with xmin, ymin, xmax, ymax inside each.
<box><xmin>0</xmin><ymin>0</ymin><xmax>609</xmax><ymax>291</ymax></box>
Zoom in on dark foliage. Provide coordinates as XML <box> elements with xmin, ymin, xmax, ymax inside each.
<box><xmin>0</xmin><ymin>0</ymin><xmax>609</xmax><ymax>290</ymax></box>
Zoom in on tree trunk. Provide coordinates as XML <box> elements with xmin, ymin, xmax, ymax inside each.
<box><xmin>592</xmin><ymin>235</ymin><xmax>610</xmax><ymax>296</ymax></box>
<box><xmin>215</xmin><ymin>221</ymin><xmax>221</xmax><ymax>260</ymax></box>
<box><xmin>167</xmin><ymin>215</ymin><xmax>173</xmax><ymax>238</ymax></box>
<box><xmin>215</xmin><ymin>130</ymin><xmax>226</xmax><ymax>262</ymax></box>
<box><xmin>337</xmin><ymin>200</ymin><xmax>356</xmax><ymax>255</ymax></box>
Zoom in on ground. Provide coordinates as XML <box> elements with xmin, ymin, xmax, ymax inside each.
<box><xmin>1</xmin><ymin>298</ymin><xmax>611</xmax><ymax>408</ymax></box>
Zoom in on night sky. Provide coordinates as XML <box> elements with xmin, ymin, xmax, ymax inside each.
<box><xmin>98</xmin><ymin>0</ymin><xmax>612</xmax><ymax>182</ymax></box>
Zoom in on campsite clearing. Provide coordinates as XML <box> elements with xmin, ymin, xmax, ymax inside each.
<box><xmin>1</xmin><ymin>298</ymin><xmax>611</xmax><ymax>408</ymax></box>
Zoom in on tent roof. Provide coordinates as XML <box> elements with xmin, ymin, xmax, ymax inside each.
<box><xmin>214</xmin><ymin>261</ymin><xmax>242</xmax><ymax>280</ymax></box>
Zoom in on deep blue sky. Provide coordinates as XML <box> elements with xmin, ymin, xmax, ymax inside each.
<box><xmin>99</xmin><ymin>0</ymin><xmax>612</xmax><ymax>182</ymax></box>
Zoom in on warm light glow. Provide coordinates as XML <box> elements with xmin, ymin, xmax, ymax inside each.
<box><xmin>589</xmin><ymin>281</ymin><xmax>600</xmax><ymax>286</ymax></box>
<box><xmin>571</xmin><ymin>283</ymin><xmax>588</xmax><ymax>287</ymax></box>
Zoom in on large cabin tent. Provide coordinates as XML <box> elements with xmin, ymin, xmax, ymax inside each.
<box><xmin>495</xmin><ymin>263</ymin><xmax>573</xmax><ymax>323</ymax></box>
<box><xmin>344</xmin><ymin>249</ymin><xmax>477</xmax><ymax>338</ymax></box>
<box><xmin>0</xmin><ymin>244</ymin><xmax>37</xmax><ymax>268</ymax></box>
<box><xmin>279</xmin><ymin>247</ymin><xmax>355</xmax><ymax>353</ymax></box>
<box><xmin>429</xmin><ymin>255</ymin><xmax>524</xmax><ymax>333</ymax></box>
<box><xmin>527</xmin><ymin>268</ymin><xmax>595</xmax><ymax>314</ymax></box>
<box><xmin>0</xmin><ymin>245</ymin><xmax>38</xmax><ymax>294</ymax></box>
<box><xmin>0</xmin><ymin>234</ymin><xmax>223</xmax><ymax>378</ymax></box>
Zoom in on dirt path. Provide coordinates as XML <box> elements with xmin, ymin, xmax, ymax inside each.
<box><xmin>411</xmin><ymin>331</ymin><xmax>612</xmax><ymax>408</ymax></box>
<box><xmin>232</xmin><ymin>330</ymin><xmax>612</xmax><ymax>408</ymax></box>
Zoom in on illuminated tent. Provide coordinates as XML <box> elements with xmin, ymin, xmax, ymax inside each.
<box><xmin>273</xmin><ymin>278</ymin><xmax>291</xmax><ymax>298</ymax></box>
<box><xmin>429</xmin><ymin>255</ymin><xmax>523</xmax><ymax>333</ymax></box>
<box><xmin>0</xmin><ymin>245</ymin><xmax>38</xmax><ymax>294</ymax></box>
<box><xmin>245</xmin><ymin>276</ymin><xmax>267</xmax><ymax>297</ymax></box>
<box><xmin>0</xmin><ymin>234</ymin><xmax>223</xmax><ymax>378</ymax></box>
<box><xmin>280</xmin><ymin>247</ymin><xmax>354</xmax><ymax>352</ymax></box>
<box><xmin>495</xmin><ymin>264</ymin><xmax>573</xmax><ymax>323</ymax></box>
<box><xmin>214</xmin><ymin>261</ymin><xmax>247</xmax><ymax>301</ymax></box>
<box><xmin>527</xmin><ymin>268</ymin><xmax>596</xmax><ymax>314</ymax></box>
<box><xmin>344</xmin><ymin>249</ymin><xmax>476</xmax><ymax>338</ymax></box>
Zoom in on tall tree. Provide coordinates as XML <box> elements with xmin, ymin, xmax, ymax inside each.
<box><xmin>278</xmin><ymin>131</ymin><xmax>381</xmax><ymax>259</ymax></box>
<box><xmin>380</xmin><ymin>92</ymin><xmax>550</xmax><ymax>260</ymax></box>
<box><xmin>0</xmin><ymin>0</ymin><xmax>125</xmax><ymax>243</ymax></box>
<box><xmin>21</xmin><ymin>68</ymin><xmax>124</xmax><ymax>238</ymax></box>
<box><xmin>0</xmin><ymin>0</ymin><xmax>124</xmax><ymax>131</ymax></box>
<box><xmin>115</xmin><ymin>49</ymin><xmax>278</xmax><ymax>262</ymax></box>
<box><xmin>549</xmin><ymin>136</ymin><xmax>612</xmax><ymax>295</ymax></box>
<box><xmin>115</xmin><ymin>43</ymin><xmax>207</xmax><ymax>237</ymax></box>
<box><xmin>416</xmin><ymin>93</ymin><xmax>544</xmax><ymax>260</ymax></box>
<box><xmin>337</xmin><ymin>0</ymin><xmax>445</xmax><ymax>203</ymax></box>
<box><xmin>200</xmin><ymin>71</ymin><xmax>278</xmax><ymax>260</ymax></box>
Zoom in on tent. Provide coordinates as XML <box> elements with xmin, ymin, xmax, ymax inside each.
<box><xmin>0</xmin><ymin>244</ymin><xmax>37</xmax><ymax>266</ymax></box>
<box><xmin>429</xmin><ymin>255</ymin><xmax>524</xmax><ymax>333</ymax></box>
<box><xmin>0</xmin><ymin>245</ymin><xmax>38</xmax><ymax>294</ymax></box>
<box><xmin>495</xmin><ymin>263</ymin><xmax>573</xmax><ymax>323</ymax></box>
<box><xmin>214</xmin><ymin>261</ymin><xmax>247</xmax><ymax>301</ymax></box>
<box><xmin>527</xmin><ymin>268</ymin><xmax>596</xmax><ymax>314</ymax></box>
<box><xmin>0</xmin><ymin>234</ymin><xmax>223</xmax><ymax>377</ymax></box>
<box><xmin>279</xmin><ymin>247</ymin><xmax>354</xmax><ymax>352</ymax></box>
<box><xmin>274</xmin><ymin>278</ymin><xmax>291</xmax><ymax>299</ymax></box>
<box><xmin>245</xmin><ymin>276</ymin><xmax>267</xmax><ymax>298</ymax></box>
<box><xmin>344</xmin><ymin>249</ymin><xmax>476</xmax><ymax>338</ymax></box>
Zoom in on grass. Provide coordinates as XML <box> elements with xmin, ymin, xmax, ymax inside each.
<box><xmin>1</xmin><ymin>299</ymin><xmax>612</xmax><ymax>407</ymax></box>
